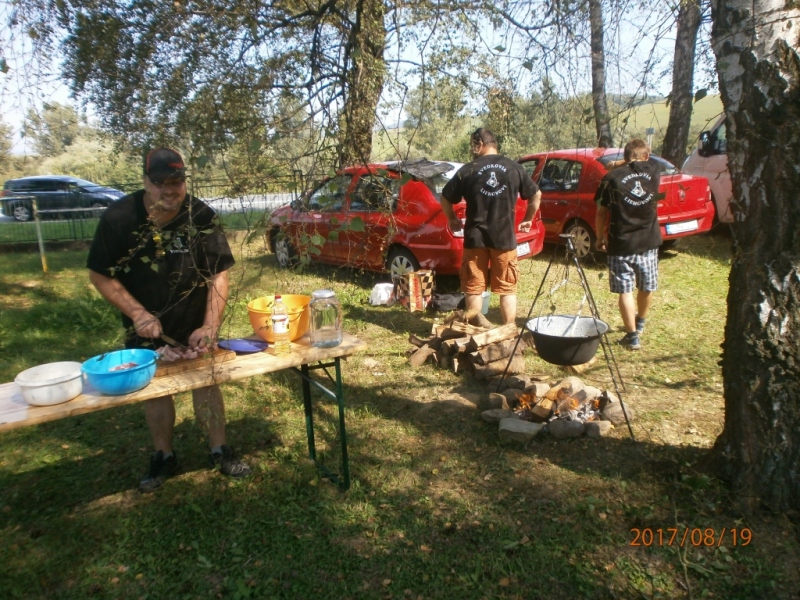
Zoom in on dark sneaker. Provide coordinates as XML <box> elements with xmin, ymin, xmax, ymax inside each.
<box><xmin>139</xmin><ymin>451</ymin><xmax>179</xmax><ymax>493</ymax></box>
<box><xmin>210</xmin><ymin>445</ymin><xmax>252</xmax><ymax>478</ymax></box>
<box><xmin>635</xmin><ymin>316</ymin><xmax>646</xmax><ymax>334</ymax></box>
<box><xmin>617</xmin><ymin>332</ymin><xmax>641</xmax><ymax>351</ymax></box>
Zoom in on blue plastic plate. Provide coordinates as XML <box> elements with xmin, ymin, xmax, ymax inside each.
<box><xmin>218</xmin><ymin>338</ymin><xmax>269</xmax><ymax>354</ymax></box>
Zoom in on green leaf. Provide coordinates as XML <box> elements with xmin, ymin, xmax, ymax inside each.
<box><xmin>140</xmin><ymin>256</ymin><xmax>151</xmax><ymax>263</ymax></box>
<box><xmin>655</xmin><ymin>192</ymin><xmax>666</xmax><ymax>201</ymax></box>
<box><xmin>329</xmin><ymin>216</ymin><xmax>339</xmax><ymax>225</ymax></box>
<box><xmin>308</xmin><ymin>245</ymin><xmax>322</xmax><ymax>255</ymax></box>
<box><xmin>522</xmin><ymin>60</ymin><xmax>533</xmax><ymax>71</ymax></box>
<box><xmin>399</xmin><ymin>173</ymin><xmax>413</xmax><ymax>184</ymax></box>
<box><xmin>694</xmin><ymin>88</ymin><xmax>708</xmax><ymax>103</ymax></box>
<box><xmin>310</xmin><ymin>233</ymin><xmax>325</xmax><ymax>246</ymax></box>
<box><xmin>195</xmin><ymin>155</ymin><xmax>209</xmax><ymax>169</ymax></box>
<box><xmin>0</xmin><ymin>58</ymin><xmax>8</xmax><ymax>74</ymax></box>
<box><xmin>327</xmin><ymin>230</ymin><xmax>340</xmax><ymax>240</ymax></box>
<box><xmin>664</xmin><ymin>93</ymin><xmax>672</xmax><ymax>108</ymax></box>
<box><xmin>493</xmin><ymin>45</ymin><xmax>505</xmax><ymax>53</ymax></box>
<box><xmin>151</xmin><ymin>263</ymin><xmax>160</xmax><ymax>272</ymax></box>
<box><xmin>249</xmin><ymin>139</ymin><xmax>262</xmax><ymax>153</ymax></box>
<box><xmin>348</xmin><ymin>216</ymin><xmax>365</xmax><ymax>232</ymax></box>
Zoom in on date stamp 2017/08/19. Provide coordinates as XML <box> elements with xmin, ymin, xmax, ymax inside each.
<box><xmin>630</xmin><ymin>527</ymin><xmax>753</xmax><ymax>547</ymax></box>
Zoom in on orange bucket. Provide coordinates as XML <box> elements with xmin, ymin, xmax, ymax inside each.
<box><xmin>247</xmin><ymin>295</ymin><xmax>311</xmax><ymax>343</ymax></box>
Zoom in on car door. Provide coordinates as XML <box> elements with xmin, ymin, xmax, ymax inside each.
<box><xmin>298</xmin><ymin>174</ymin><xmax>352</xmax><ymax>264</ymax></box>
<box><xmin>338</xmin><ymin>173</ymin><xmax>398</xmax><ymax>269</ymax></box>
<box><xmin>535</xmin><ymin>158</ymin><xmax>585</xmax><ymax>240</ymax></box>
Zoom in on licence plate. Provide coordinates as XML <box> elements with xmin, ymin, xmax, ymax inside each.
<box><xmin>666</xmin><ymin>220</ymin><xmax>698</xmax><ymax>235</ymax></box>
<box><xmin>516</xmin><ymin>241</ymin><xmax>531</xmax><ymax>256</ymax></box>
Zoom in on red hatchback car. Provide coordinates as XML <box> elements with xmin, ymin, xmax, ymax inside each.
<box><xmin>518</xmin><ymin>148</ymin><xmax>715</xmax><ymax>258</ymax></box>
<box><xmin>268</xmin><ymin>159</ymin><xmax>545</xmax><ymax>277</ymax></box>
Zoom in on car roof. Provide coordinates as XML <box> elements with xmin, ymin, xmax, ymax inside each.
<box><xmin>518</xmin><ymin>148</ymin><xmax>622</xmax><ymax>162</ymax></box>
<box><xmin>6</xmin><ymin>175</ymin><xmax>103</xmax><ymax>186</ymax></box>
<box><xmin>342</xmin><ymin>159</ymin><xmax>462</xmax><ymax>180</ymax></box>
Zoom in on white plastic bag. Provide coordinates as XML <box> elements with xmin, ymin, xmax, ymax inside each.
<box><xmin>369</xmin><ymin>283</ymin><xmax>395</xmax><ymax>306</ymax></box>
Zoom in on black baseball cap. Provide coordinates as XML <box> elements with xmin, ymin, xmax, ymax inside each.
<box><xmin>144</xmin><ymin>147</ymin><xmax>186</xmax><ymax>183</ymax></box>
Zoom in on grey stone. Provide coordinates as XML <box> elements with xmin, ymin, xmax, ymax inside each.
<box><xmin>498</xmin><ymin>418</ymin><xmax>544</xmax><ymax>444</ymax></box>
<box><xmin>506</xmin><ymin>375</ymin><xmax>531</xmax><ymax>390</ymax></box>
<box><xmin>478</xmin><ymin>392</ymin><xmax>508</xmax><ymax>411</ymax></box>
<box><xmin>585</xmin><ymin>420</ymin><xmax>613</xmax><ymax>438</ymax></box>
<box><xmin>548</xmin><ymin>418</ymin><xmax>586</xmax><ymax>439</ymax></box>
<box><xmin>584</xmin><ymin>386</ymin><xmax>602</xmax><ymax>401</ymax></box>
<box><xmin>481</xmin><ymin>409</ymin><xmax>517</xmax><ymax>423</ymax></box>
<box><xmin>523</xmin><ymin>382</ymin><xmax>551</xmax><ymax>398</ymax></box>
<box><xmin>601</xmin><ymin>395</ymin><xmax>635</xmax><ymax>426</ymax></box>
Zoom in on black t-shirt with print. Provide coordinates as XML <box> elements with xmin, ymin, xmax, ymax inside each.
<box><xmin>595</xmin><ymin>158</ymin><xmax>663</xmax><ymax>255</ymax></box>
<box><xmin>441</xmin><ymin>154</ymin><xmax>538</xmax><ymax>251</ymax></box>
<box><xmin>86</xmin><ymin>190</ymin><xmax>235</xmax><ymax>347</ymax></box>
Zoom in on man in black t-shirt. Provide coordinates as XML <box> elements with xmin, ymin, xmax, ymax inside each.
<box><xmin>87</xmin><ymin>148</ymin><xmax>251</xmax><ymax>492</ymax></box>
<box><xmin>595</xmin><ymin>139</ymin><xmax>663</xmax><ymax>351</ymax></box>
<box><xmin>441</xmin><ymin>128</ymin><xmax>541</xmax><ymax>324</ymax></box>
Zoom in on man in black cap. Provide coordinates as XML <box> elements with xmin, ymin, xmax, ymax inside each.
<box><xmin>87</xmin><ymin>147</ymin><xmax>252</xmax><ymax>492</ymax></box>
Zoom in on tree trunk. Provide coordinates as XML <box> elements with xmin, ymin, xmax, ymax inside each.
<box><xmin>338</xmin><ymin>0</ymin><xmax>386</xmax><ymax>167</ymax></box>
<box><xmin>589</xmin><ymin>0</ymin><xmax>613</xmax><ymax>147</ymax></box>
<box><xmin>661</xmin><ymin>0</ymin><xmax>702</xmax><ymax>166</ymax></box>
<box><xmin>709</xmin><ymin>0</ymin><xmax>800</xmax><ymax>512</ymax></box>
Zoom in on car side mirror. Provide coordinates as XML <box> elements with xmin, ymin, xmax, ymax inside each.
<box><xmin>697</xmin><ymin>131</ymin><xmax>712</xmax><ymax>157</ymax></box>
<box><xmin>290</xmin><ymin>198</ymin><xmax>303</xmax><ymax>211</ymax></box>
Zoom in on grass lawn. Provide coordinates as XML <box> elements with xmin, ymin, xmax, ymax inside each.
<box><xmin>0</xmin><ymin>229</ymin><xmax>798</xmax><ymax>600</ymax></box>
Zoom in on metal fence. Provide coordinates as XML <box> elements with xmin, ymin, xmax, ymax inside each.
<box><xmin>0</xmin><ymin>175</ymin><xmax>301</xmax><ymax>245</ymax></box>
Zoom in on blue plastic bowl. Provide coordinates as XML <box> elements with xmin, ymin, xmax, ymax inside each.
<box><xmin>81</xmin><ymin>349</ymin><xmax>158</xmax><ymax>395</ymax></box>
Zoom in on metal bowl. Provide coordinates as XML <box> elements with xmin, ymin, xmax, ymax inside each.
<box><xmin>526</xmin><ymin>315</ymin><xmax>608</xmax><ymax>366</ymax></box>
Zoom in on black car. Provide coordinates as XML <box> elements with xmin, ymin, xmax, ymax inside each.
<box><xmin>0</xmin><ymin>175</ymin><xmax>127</xmax><ymax>221</ymax></box>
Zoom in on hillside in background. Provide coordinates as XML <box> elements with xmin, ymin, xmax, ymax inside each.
<box><xmin>373</xmin><ymin>94</ymin><xmax>725</xmax><ymax>163</ymax></box>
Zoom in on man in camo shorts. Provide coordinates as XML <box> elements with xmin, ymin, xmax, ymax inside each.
<box><xmin>595</xmin><ymin>139</ymin><xmax>663</xmax><ymax>351</ymax></box>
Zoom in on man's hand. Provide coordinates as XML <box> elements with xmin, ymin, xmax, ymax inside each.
<box><xmin>518</xmin><ymin>220</ymin><xmax>533</xmax><ymax>233</ymax></box>
<box><xmin>447</xmin><ymin>216</ymin><xmax>463</xmax><ymax>233</ymax></box>
<box><xmin>596</xmin><ymin>238</ymin><xmax>608</xmax><ymax>252</ymax></box>
<box><xmin>132</xmin><ymin>310</ymin><xmax>163</xmax><ymax>339</ymax></box>
<box><xmin>188</xmin><ymin>325</ymin><xmax>216</xmax><ymax>351</ymax></box>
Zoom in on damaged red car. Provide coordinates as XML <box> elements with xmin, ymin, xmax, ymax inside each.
<box><xmin>268</xmin><ymin>159</ymin><xmax>546</xmax><ymax>277</ymax></box>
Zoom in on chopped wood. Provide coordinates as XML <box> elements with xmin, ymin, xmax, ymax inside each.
<box><xmin>561</xmin><ymin>356</ymin><xmax>598</xmax><ymax>375</ymax></box>
<box><xmin>434</xmin><ymin>322</ymin><xmax>489</xmax><ymax>338</ymax></box>
<box><xmin>442</xmin><ymin>336</ymin><xmax>471</xmax><ymax>355</ymax></box>
<box><xmin>408</xmin><ymin>343</ymin><xmax>438</xmax><ymax>367</ymax></box>
<box><xmin>468</xmin><ymin>337</ymin><xmax>527</xmax><ymax>366</ymax></box>
<box><xmin>408</xmin><ymin>334</ymin><xmax>442</xmax><ymax>350</ymax></box>
<box><xmin>465</xmin><ymin>309</ymin><xmax>494</xmax><ymax>329</ymax></box>
<box><xmin>472</xmin><ymin>354</ymin><xmax>526</xmax><ymax>379</ymax></box>
<box><xmin>464</xmin><ymin>322</ymin><xmax>519</xmax><ymax>352</ymax></box>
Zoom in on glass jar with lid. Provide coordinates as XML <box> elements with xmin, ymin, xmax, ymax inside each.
<box><xmin>309</xmin><ymin>289</ymin><xmax>343</xmax><ymax>348</ymax></box>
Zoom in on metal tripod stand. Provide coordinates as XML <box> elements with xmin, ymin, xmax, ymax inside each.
<box><xmin>496</xmin><ymin>234</ymin><xmax>635</xmax><ymax>440</ymax></box>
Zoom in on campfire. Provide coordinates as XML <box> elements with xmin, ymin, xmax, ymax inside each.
<box><xmin>515</xmin><ymin>382</ymin><xmax>607</xmax><ymax>424</ymax></box>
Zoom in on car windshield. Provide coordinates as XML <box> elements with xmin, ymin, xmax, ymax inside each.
<box><xmin>597</xmin><ymin>152</ymin><xmax>678</xmax><ymax>175</ymax></box>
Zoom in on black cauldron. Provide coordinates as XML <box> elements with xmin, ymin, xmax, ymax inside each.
<box><xmin>526</xmin><ymin>315</ymin><xmax>609</xmax><ymax>366</ymax></box>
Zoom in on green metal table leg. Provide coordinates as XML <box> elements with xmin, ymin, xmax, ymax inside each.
<box><xmin>334</xmin><ymin>358</ymin><xmax>350</xmax><ymax>490</ymax></box>
<box><xmin>300</xmin><ymin>363</ymin><xmax>316</xmax><ymax>461</ymax></box>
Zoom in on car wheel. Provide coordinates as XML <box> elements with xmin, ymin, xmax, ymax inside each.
<box><xmin>564</xmin><ymin>220</ymin><xmax>596</xmax><ymax>259</ymax></box>
<box><xmin>272</xmin><ymin>230</ymin><xmax>297</xmax><ymax>268</ymax></box>
<box><xmin>12</xmin><ymin>202</ymin><xmax>33</xmax><ymax>222</ymax></box>
<box><xmin>387</xmin><ymin>247</ymin><xmax>420</xmax><ymax>279</ymax></box>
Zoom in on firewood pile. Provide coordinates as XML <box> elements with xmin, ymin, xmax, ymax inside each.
<box><xmin>406</xmin><ymin>309</ymin><xmax>531</xmax><ymax>379</ymax></box>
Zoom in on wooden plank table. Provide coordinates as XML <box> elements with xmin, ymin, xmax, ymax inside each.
<box><xmin>0</xmin><ymin>333</ymin><xmax>368</xmax><ymax>489</ymax></box>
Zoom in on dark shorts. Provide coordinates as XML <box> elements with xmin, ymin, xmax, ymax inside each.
<box><xmin>460</xmin><ymin>248</ymin><xmax>519</xmax><ymax>295</ymax></box>
<box><xmin>607</xmin><ymin>249</ymin><xmax>659</xmax><ymax>294</ymax></box>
